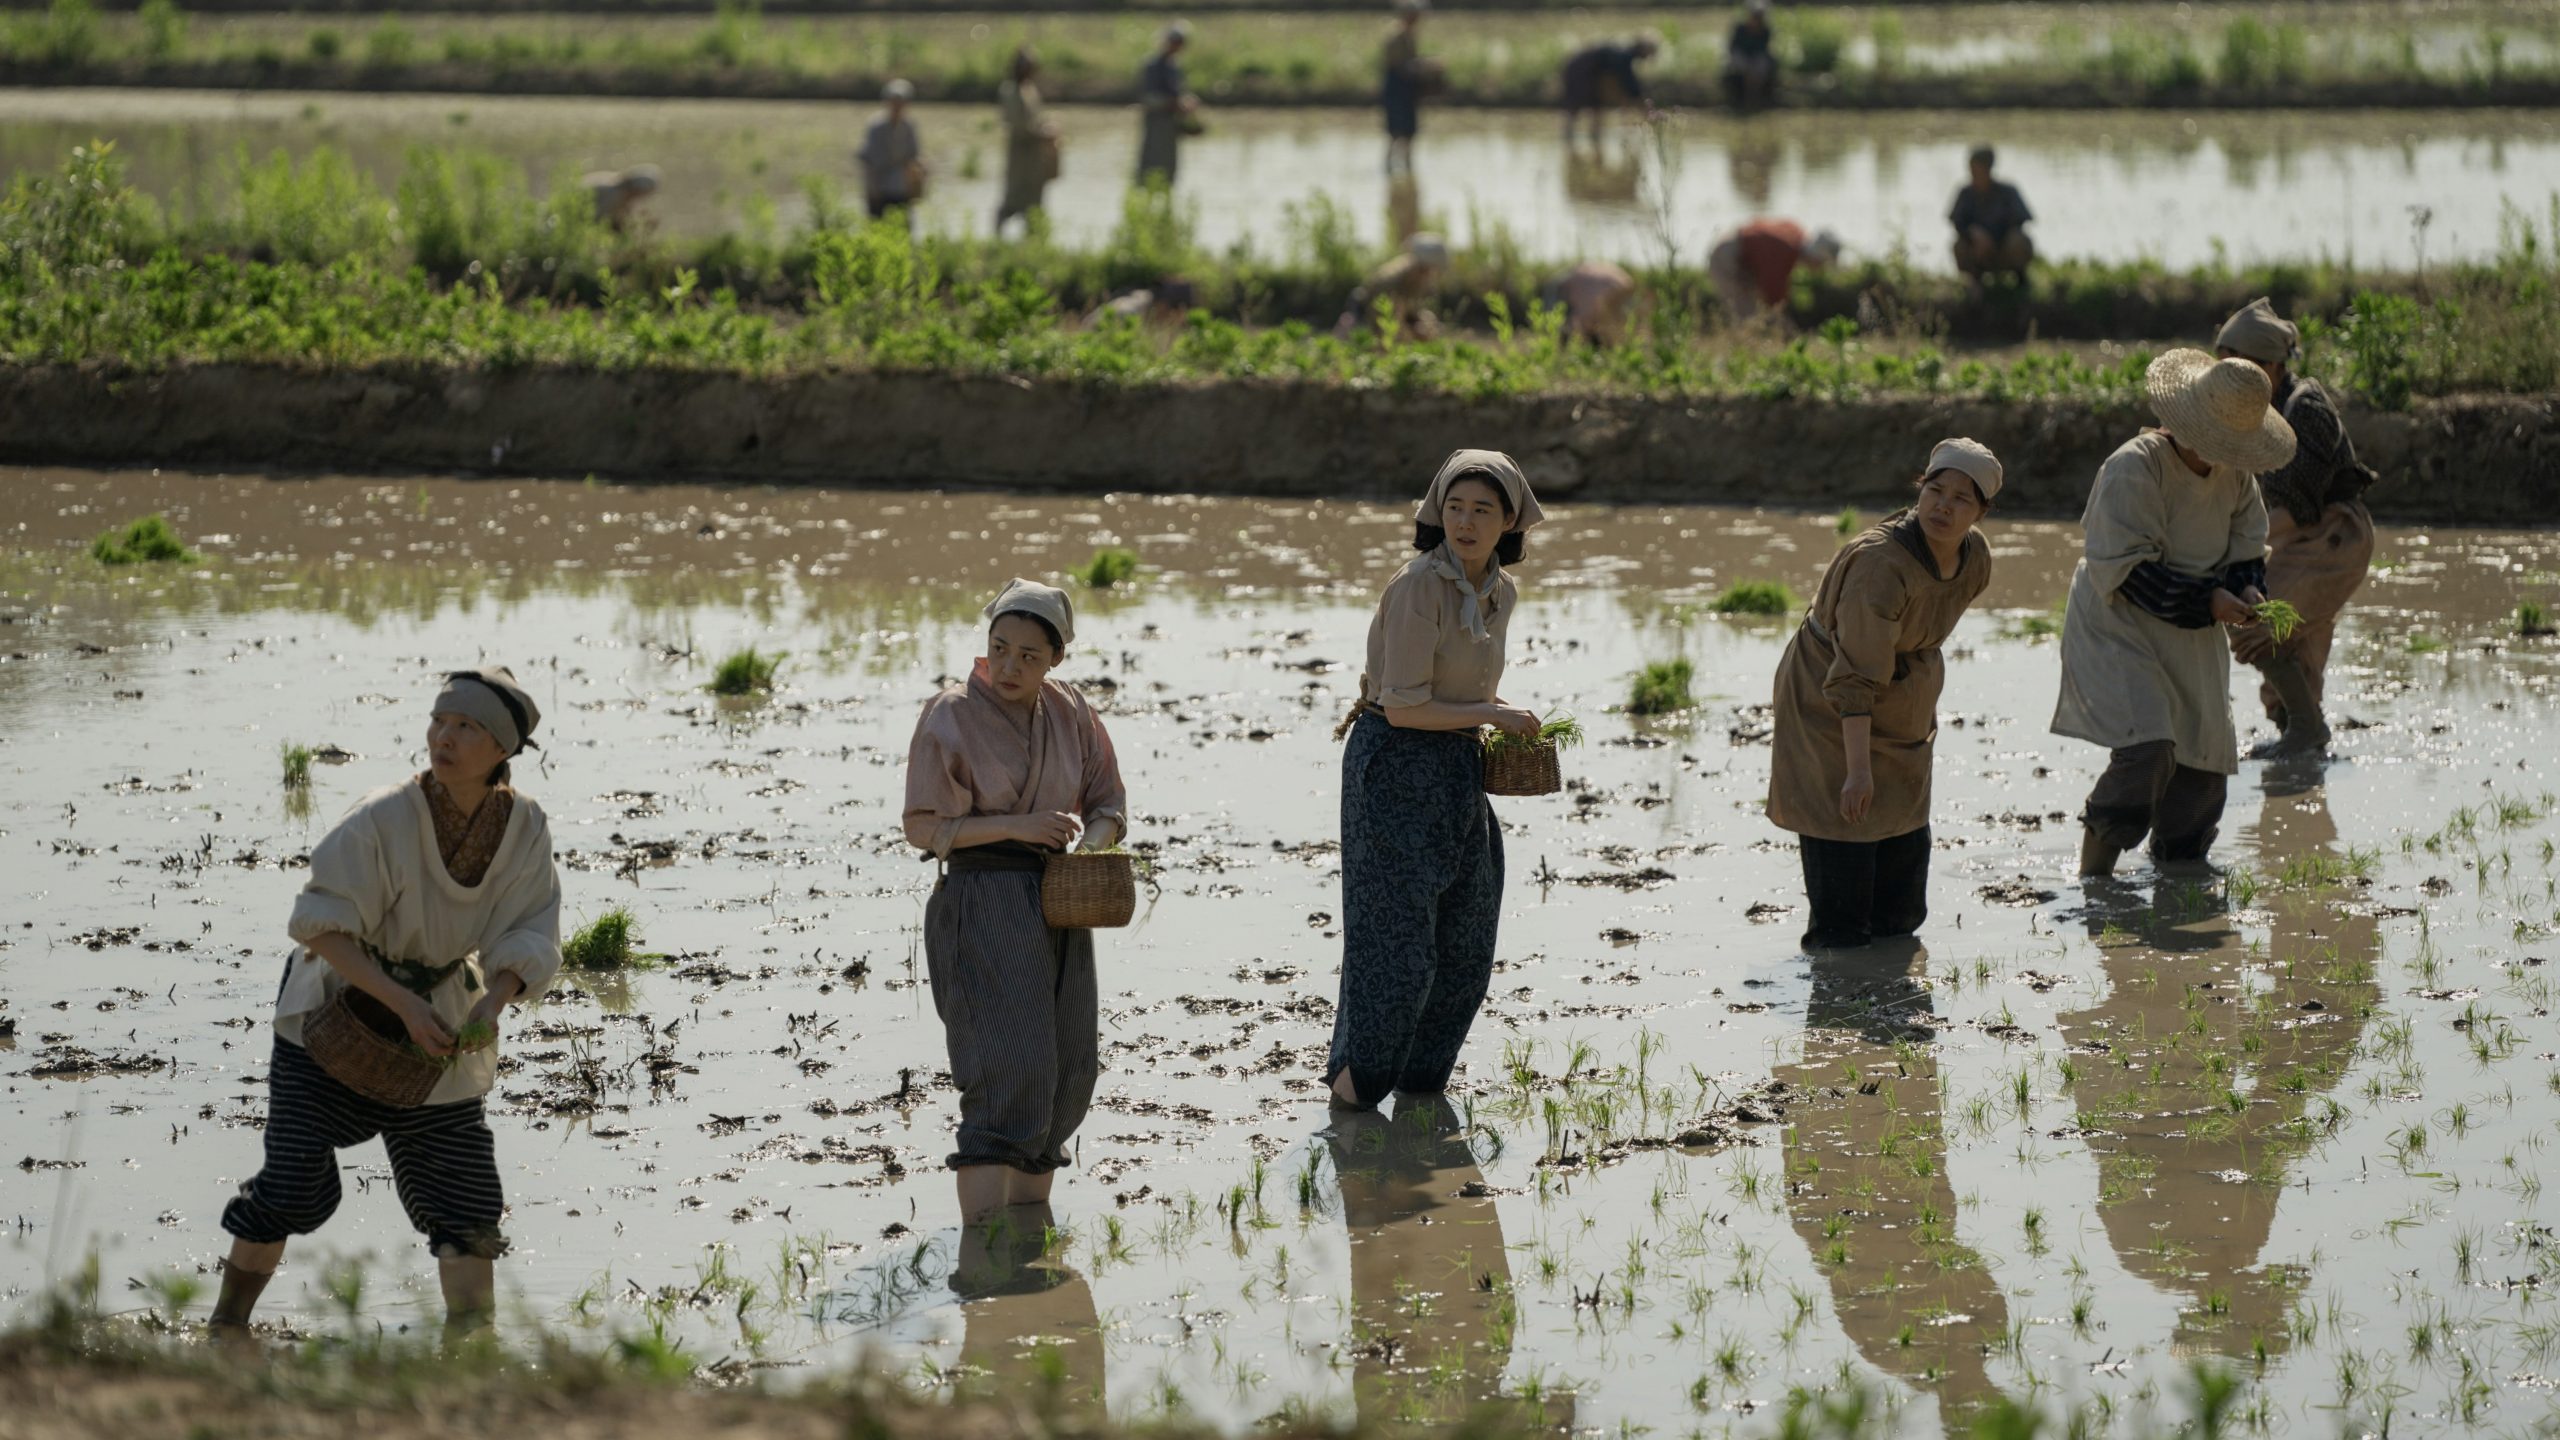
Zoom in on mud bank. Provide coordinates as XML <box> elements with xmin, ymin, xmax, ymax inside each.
<box><xmin>6</xmin><ymin>362</ymin><xmax>2555</xmax><ymax>522</ymax></box>
<box><xmin>6</xmin><ymin>60</ymin><xmax>2556</xmax><ymax>112</ymax></box>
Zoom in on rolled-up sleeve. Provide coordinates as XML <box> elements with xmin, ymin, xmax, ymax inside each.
<box><xmin>903</xmin><ymin>699</ymin><xmax>974</xmax><ymax>858</ymax></box>
<box><xmin>1819</xmin><ymin>558</ymin><xmax>1905</xmax><ymax>718</ymax></box>
<box><xmin>1374</xmin><ymin>572</ymin><xmax>1443</xmax><ymax>709</ymax></box>
<box><xmin>288</xmin><ymin>811</ymin><xmax>386</xmax><ymax>947</ymax></box>
<box><xmin>481</xmin><ymin>843</ymin><xmax>564</xmax><ymax>998</ymax></box>
<box><xmin>2081</xmin><ymin>455</ymin><xmax>2170</xmax><ymax>599</ymax></box>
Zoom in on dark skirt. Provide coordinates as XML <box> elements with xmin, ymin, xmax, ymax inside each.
<box><xmin>1325</xmin><ymin>711</ymin><xmax>1505</xmax><ymax>1107</ymax></box>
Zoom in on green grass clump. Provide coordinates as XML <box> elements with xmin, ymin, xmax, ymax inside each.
<box><xmin>1833</xmin><ymin>507</ymin><xmax>1861</xmax><ymax>538</ymax></box>
<box><xmin>1627</xmin><ymin>661</ymin><xmax>1695</xmax><ymax>716</ymax></box>
<box><xmin>280</xmin><ymin>742</ymin><xmax>314</xmax><ymax>789</ymax></box>
<box><xmin>1710</xmin><ymin>581</ymin><xmax>1800</xmax><ymax>617</ymax></box>
<box><xmin>1074</xmin><ymin>547</ymin><xmax>1139</xmax><ymax>589</ymax></box>
<box><xmin>2520</xmin><ymin>600</ymin><xmax>2552</xmax><ymax>636</ymax></box>
<box><xmin>562</xmin><ymin>907</ymin><xmax>639</xmax><ymax>970</ymax></box>
<box><xmin>2253</xmin><ymin>598</ymin><xmax>2304</xmax><ymax>643</ymax></box>
<box><xmin>2407</xmin><ymin>632</ymin><xmax>2446</xmax><ymax>655</ymax></box>
<box><xmin>453</xmin><ymin>1017</ymin><xmax>497</xmax><ymax>1052</ymax></box>
<box><xmin>88</xmin><ymin>515</ymin><xmax>197</xmax><ymax>565</ymax></box>
<box><xmin>707</xmin><ymin>646</ymin><xmax>782</xmax><ymax>696</ymax></box>
<box><xmin>1486</xmin><ymin>714</ymin><xmax>1585</xmax><ymax>754</ymax></box>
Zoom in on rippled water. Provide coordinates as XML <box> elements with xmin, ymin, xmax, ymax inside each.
<box><xmin>6</xmin><ymin>88</ymin><xmax>2553</xmax><ymax>270</ymax></box>
<box><xmin>4</xmin><ymin>468</ymin><xmax>2557</xmax><ymax>1434</ymax></box>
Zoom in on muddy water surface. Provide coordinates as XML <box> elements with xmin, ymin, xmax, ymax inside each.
<box><xmin>5</xmin><ymin>90</ymin><xmax>2551</xmax><ymax>269</ymax></box>
<box><xmin>4</xmin><ymin>468</ymin><xmax>2558</xmax><ymax>1435</ymax></box>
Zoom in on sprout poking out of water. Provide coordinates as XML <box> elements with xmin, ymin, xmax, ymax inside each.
<box><xmin>1834</xmin><ymin>507</ymin><xmax>1861</xmax><ymax>539</ymax></box>
<box><xmin>1075</xmin><ymin>547</ymin><xmax>1140</xmax><ymax>589</ymax></box>
<box><xmin>563</xmin><ymin>907</ymin><xmax>641</xmax><ymax>969</ymax></box>
<box><xmin>708</xmin><ymin>646</ymin><xmax>782</xmax><ymax>696</ymax></box>
<box><xmin>90</xmin><ymin>515</ymin><xmax>198</xmax><ymax>566</ymax></box>
<box><xmin>2520</xmin><ymin>600</ymin><xmax>2553</xmax><ymax>638</ymax></box>
<box><xmin>1627</xmin><ymin>661</ymin><xmax>1695</xmax><ymax>716</ymax></box>
<box><xmin>1710</xmin><ymin>580</ymin><xmax>1799</xmax><ymax>617</ymax></box>
<box><xmin>281</xmin><ymin>742</ymin><xmax>315</xmax><ymax>789</ymax></box>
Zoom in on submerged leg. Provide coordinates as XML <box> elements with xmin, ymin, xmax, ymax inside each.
<box><xmin>1798</xmin><ymin>835</ymin><xmax>1880</xmax><ymax>948</ymax></box>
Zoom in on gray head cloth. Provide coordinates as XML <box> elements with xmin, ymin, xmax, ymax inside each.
<box><xmin>1925</xmin><ymin>436</ymin><xmax>2003</xmax><ymax>501</ymax></box>
<box><xmin>985</xmin><ymin>577</ymin><xmax>1077</xmax><ymax>647</ymax></box>
<box><xmin>1413</xmin><ymin>448</ymin><xmax>1547</xmax><ymax>533</ymax></box>
<box><xmin>434</xmin><ymin>667</ymin><xmax>542</xmax><ymax>754</ymax></box>
<box><xmin>2214</xmin><ymin>296</ymin><xmax>2299</xmax><ymax>366</ymax></box>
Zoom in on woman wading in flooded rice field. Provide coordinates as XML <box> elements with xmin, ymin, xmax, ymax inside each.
<box><xmin>2055</xmin><ymin>350</ymin><xmax>2291</xmax><ymax>876</ymax></box>
<box><xmin>212</xmin><ymin>669</ymin><xmax>561</xmax><ymax>1339</ymax></box>
<box><xmin>1327</xmin><ymin>450</ymin><xmax>1544</xmax><ymax>1111</ymax></box>
<box><xmin>904</xmin><ymin>579</ymin><xmax>1127</xmax><ymax>1223</ymax></box>
<box><xmin>1768</xmin><ymin>439</ymin><xmax>1999</xmax><ymax>950</ymax></box>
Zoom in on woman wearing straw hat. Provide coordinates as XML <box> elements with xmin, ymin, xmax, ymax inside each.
<box><xmin>904</xmin><ymin>580</ymin><xmax>1128</xmax><ymax>1222</ymax></box>
<box><xmin>1326</xmin><ymin>450</ymin><xmax>1543</xmax><ymax>1112</ymax></box>
<box><xmin>1769</xmin><ymin>439</ymin><xmax>2000</xmax><ymax>949</ymax></box>
<box><xmin>211</xmin><ymin>668</ymin><xmax>561</xmax><ymax>1341</ymax></box>
<box><xmin>2214</xmin><ymin>297</ymin><xmax>2378</xmax><ymax>758</ymax></box>
<box><xmin>2054</xmin><ymin>351</ymin><xmax>2294</xmax><ymax>876</ymax></box>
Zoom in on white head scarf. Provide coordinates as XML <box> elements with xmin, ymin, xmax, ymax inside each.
<box><xmin>1413</xmin><ymin>449</ymin><xmax>1544</xmax><ymax>640</ymax></box>
<box><xmin>983</xmin><ymin>577</ymin><xmax>1076</xmax><ymax>647</ymax></box>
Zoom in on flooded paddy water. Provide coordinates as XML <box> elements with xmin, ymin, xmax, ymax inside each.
<box><xmin>4</xmin><ymin>466</ymin><xmax>2560</xmax><ymax>1435</ymax></box>
<box><xmin>5</xmin><ymin>88</ymin><xmax>2555</xmax><ymax>270</ymax></box>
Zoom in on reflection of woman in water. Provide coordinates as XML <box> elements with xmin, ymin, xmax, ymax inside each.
<box><xmin>2055</xmin><ymin>770</ymin><xmax>2378</xmax><ymax>1358</ymax></box>
<box><xmin>1768</xmin><ymin>439</ymin><xmax>1998</xmax><ymax>951</ymax></box>
<box><xmin>904</xmin><ymin>579</ymin><xmax>1128</xmax><ymax>1223</ymax></box>
<box><xmin>1327</xmin><ymin>450</ymin><xmax>1544</xmax><ymax>1111</ymax></box>
<box><xmin>1771</xmin><ymin>940</ymin><xmax>2009</xmax><ymax>1410</ymax></box>
<box><xmin>947</xmin><ymin>1203</ymin><xmax>1105</xmax><ymax>1410</ymax></box>
<box><xmin>1326</xmin><ymin>1099</ymin><xmax>1551</xmax><ymax>1424</ymax></box>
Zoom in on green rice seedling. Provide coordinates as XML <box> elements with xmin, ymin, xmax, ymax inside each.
<box><xmin>1626</xmin><ymin>660</ymin><xmax>1695</xmax><ymax>716</ymax></box>
<box><xmin>1709</xmin><ymin>580</ymin><xmax>1798</xmax><ymax>616</ymax></box>
<box><xmin>1073</xmin><ymin>547</ymin><xmax>1139</xmax><ymax>588</ymax></box>
<box><xmin>1833</xmin><ymin>506</ymin><xmax>1861</xmax><ymax>538</ymax></box>
<box><xmin>454</xmin><ymin>1017</ymin><xmax>497</xmax><ymax>1052</ymax></box>
<box><xmin>562</xmin><ymin>907</ymin><xmax>639</xmax><ymax>969</ymax></box>
<box><xmin>2520</xmin><ymin>599</ymin><xmax>2553</xmax><ymax>636</ymax></box>
<box><xmin>88</xmin><ymin>514</ymin><xmax>198</xmax><ymax>565</ymax></box>
<box><xmin>708</xmin><ymin>646</ymin><xmax>782</xmax><ymax>696</ymax></box>
<box><xmin>1484</xmin><ymin>714</ymin><xmax>1584</xmax><ymax>754</ymax></box>
<box><xmin>2407</xmin><ymin>632</ymin><xmax>2446</xmax><ymax>654</ymax></box>
<box><xmin>280</xmin><ymin>742</ymin><xmax>314</xmax><ymax>789</ymax></box>
<box><xmin>2253</xmin><ymin>598</ymin><xmax>2303</xmax><ymax>642</ymax></box>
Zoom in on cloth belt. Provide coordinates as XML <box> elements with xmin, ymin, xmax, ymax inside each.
<box><xmin>945</xmin><ymin>841</ymin><xmax>1052</xmax><ymax>875</ymax></box>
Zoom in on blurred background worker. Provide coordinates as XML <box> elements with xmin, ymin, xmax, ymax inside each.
<box><xmin>1559</xmin><ymin>34</ymin><xmax>1658</xmax><ymax>149</ymax></box>
<box><xmin>1337</xmin><ymin>232</ymin><xmax>1450</xmax><ymax>337</ymax></box>
<box><xmin>1707</xmin><ymin>218</ymin><xmax>1841</xmax><ymax>324</ymax></box>
<box><xmin>1547</xmin><ymin>260</ymin><xmax>1637</xmax><ymax>347</ymax></box>
<box><xmin>996</xmin><ymin>47</ymin><xmax>1061</xmax><ymax>236</ymax></box>
<box><xmin>1381</xmin><ymin>0</ymin><xmax>1439</xmax><ymax>177</ymax></box>
<box><xmin>1723</xmin><ymin>0</ymin><xmax>1779</xmax><ymax>113</ymax></box>
<box><xmin>581</xmin><ymin>164</ymin><xmax>661</xmax><ymax>233</ymax></box>
<box><xmin>859</xmin><ymin>79</ymin><xmax>926</xmax><ymax>222</ymax></box>
<box><xmin>1950</xmin><ymin>144</ymin><xmax>2035</xmax><ymax>286</ymax></box>
<box><xmin>1137</xmin><ymin>23</ymin><xmax>1201</xmax><ymax>185</ymax></box>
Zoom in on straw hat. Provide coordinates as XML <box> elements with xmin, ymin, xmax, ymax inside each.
<box><xmin>2144</xmin><ymin>348</ymin><xmax>2296</xmax><ymax>474</ymax></box>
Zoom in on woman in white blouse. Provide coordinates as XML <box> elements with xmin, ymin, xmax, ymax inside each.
<box><xmin>210</xmin><ymin>668</ymin><xmax>562</xmax><ymax>1340</ymax></box>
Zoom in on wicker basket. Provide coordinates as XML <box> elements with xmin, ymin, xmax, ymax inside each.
<box><xmin>1482</xmin><ymin>736</ymin><xmax>1564</xmax><ymax>797</ymax></box>
<box><xmin>1042</xmin><ymin>851</ymin><xmax>1137</xmax><ymax>929</ymax></box>
<box><xmin>303</xmin><ymin>987</ymin><xmax>444</xmax><ymax>1107</ymax></box>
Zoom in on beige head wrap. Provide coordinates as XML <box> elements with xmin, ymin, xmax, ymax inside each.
<box><xmin>433</xmin><ymin>667</ymin><xmax>542</xmax><ymax>754</ymax></box>
<box><xmin>2145</xmin><ymin>348</ymin><xmax>2297</xmax><ymax>474</ymax></box>
<box><xmin>984</xmin><ymin>577</ymin><xmax>1076</xmax><ymax>647</ymax></box>
<box><xmin>1413</xmin><ymin>448</ymin><xmax>1545</xmax><ymax>535</ymax></box>
<box><xmin>2214</xmin><ymin>296</ymin><xmax>2299</xmax><ymax>366</ymax></box>
<box><xmin>1924</xmin><ymin>437</ymin><xmax>2003</xmax><ymax>502</ymax></box>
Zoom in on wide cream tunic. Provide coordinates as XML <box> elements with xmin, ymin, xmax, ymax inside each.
<box><xmin>1359</xmin><ymin>547</ymin><xmax>1515</xmax><ymax>708</ymax></box>
<box><xmin>2052</xmin><ymin>431</ymin><xmax>2269</xmax><ymax>775</ymax></box>
<box><xmin>274</xmin><ymin>782</ymin><xmax>564</xmax><ymax>1105</ymax></box>
<box><xmin>1767</xmin><ymin>518</ymin><xmax>1990</xmax><ymax>842</ymax></box>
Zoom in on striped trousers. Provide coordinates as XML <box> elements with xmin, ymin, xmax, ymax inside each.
<box><xmin>222</xmin><ymin>1039</ymin><xmax>509</xmax><ymax>1259</ymax></box>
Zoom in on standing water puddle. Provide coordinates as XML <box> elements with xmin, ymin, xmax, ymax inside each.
<box><xmin>2</xmin><ymin>468</ymin><xmax>2556</xmax><ymax>1434</ymax></box>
